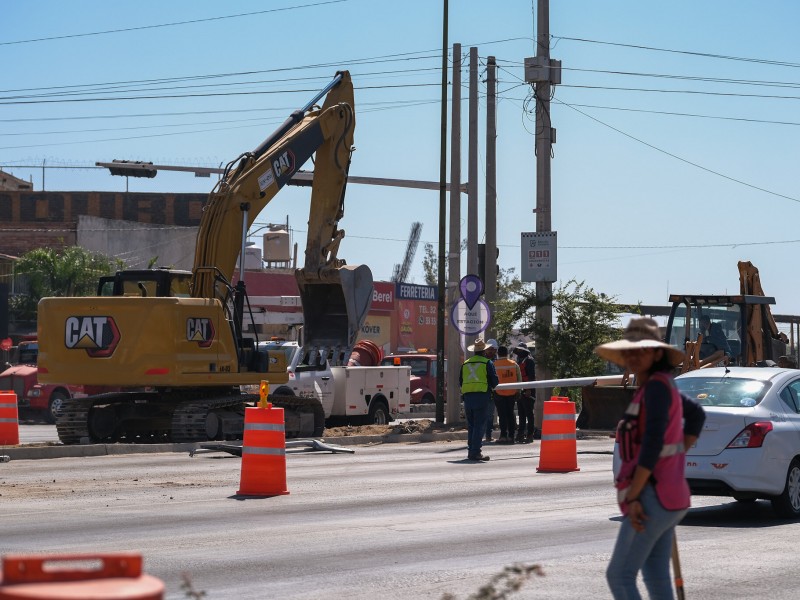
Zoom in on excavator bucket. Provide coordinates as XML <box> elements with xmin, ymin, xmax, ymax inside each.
<box><xmin>296</xmin><ymin>264</ymin><xmax>373</xmax><ymax>364</ymax></box>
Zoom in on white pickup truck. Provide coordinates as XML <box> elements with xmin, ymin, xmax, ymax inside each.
<box><xmin>272</xmin><ymin>345</ymin><xmax>413</xmax><ymax>426</ymax></box>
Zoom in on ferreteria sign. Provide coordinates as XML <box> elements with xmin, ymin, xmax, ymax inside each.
<box><xmin>396</xmin><ymin>283</ymin><xmax>438</xmax><ymax>301</ymax></box>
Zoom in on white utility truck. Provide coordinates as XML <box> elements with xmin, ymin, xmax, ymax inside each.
<box><xmin>272</xmin><ymin>344</ymin><xmax>412</xmax><ymax>428</ymax></box>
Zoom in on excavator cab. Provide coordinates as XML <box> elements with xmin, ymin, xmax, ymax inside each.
<box><xmin>665</xmin><ymin>294</ymin><xmax>785</xmax><ymax>367</ymax></box>
<box><xmin>97</xmin><ymin>269</ymin><xmax>193</xmax><ymax>298</ymax></box>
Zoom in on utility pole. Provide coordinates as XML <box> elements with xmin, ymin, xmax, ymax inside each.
<box><xmin>446</xmin><ymin>43</ymin><xmax>462</xmax><ymax>426</ymax></box>
<box><xmin>485</xmin><ymin>56</ymin><xmax>497</xmax><ymax>342</ymax></box>
<box><xmin>467</xmin><ymin>47</ymin><xmax>479</xmax><ymax>281</ymax></box>
<box><xmin>435</xmin><ymin>0</ymin><xmax>449</xmax><ymax>423</ymax></box>
<box><xmin>524</xmin><ymin>0</ymin><xmax>561</xmax><ymax>432</ymax></box>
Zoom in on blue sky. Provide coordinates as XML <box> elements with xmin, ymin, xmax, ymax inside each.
<box><xmin>3</xmin><ymin>1</ymin><xmax>800</xmax><ymax>314</ymax></box>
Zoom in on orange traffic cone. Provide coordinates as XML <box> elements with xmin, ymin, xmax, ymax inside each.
<box><xmin>0</xmin><ymin>553</ymin><xmax>164</xmax><ymax>600</ymax></box>
<box><xmin>237</xmin><ymin>404</ymin><xmax>289</xmax><ymax>496</ymax></box>
<box><xmin>536</xmin><ymin>396</ymin><xmax>580</xmax><ymax>473</ymax></box>
<box><xmin>0</xmin><ymin>392</ymin><xmax>19</xmax><ymax>446</ymax></box>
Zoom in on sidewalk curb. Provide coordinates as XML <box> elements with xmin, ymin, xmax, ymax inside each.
<box><xmin>3</xmin><ymin>429</ymin><xmax>611</xmax><ymax>461</ymax></box>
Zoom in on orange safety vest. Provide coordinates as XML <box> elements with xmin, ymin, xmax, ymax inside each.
<box><xmin>494</xmin><ymin>357</ymin><xmax>521</xmax><ymax>396</ymax></box>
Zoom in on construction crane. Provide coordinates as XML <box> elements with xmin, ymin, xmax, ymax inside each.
<box><xmin>391</xmin><ymin>222</ymin><xmax>422</xmax><ymax>283</ymax></box>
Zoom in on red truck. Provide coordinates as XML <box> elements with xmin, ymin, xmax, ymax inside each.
<box><xmin>0</xmin><ymin>339</ymin><xmax>112</xmax><ymax>423</ymax></box>
<box><xmin>380</xmin><ymin>352</ymin><xmax>444</xmax><ymax>404</ymax></box>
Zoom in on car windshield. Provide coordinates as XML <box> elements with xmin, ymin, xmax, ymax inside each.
<box><xmin>675</xmin><ymin>376</ymin><xmax>769</xmax><ymax>408</ymax></box>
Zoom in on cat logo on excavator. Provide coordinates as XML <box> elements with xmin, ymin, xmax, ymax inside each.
<box><xmin>64</xmin><ymin>316</ymin><xmax>121</xmax><ymax>358</ymax></box>
<box><xmin>273</xmin><ymin>150</ymin><xmax>295</xmax><ymax>179</ymax></box>
<box><xmin>186</xmin><ymin>318</ymin><xmax>215</xmax><ymax>348</ymax></box>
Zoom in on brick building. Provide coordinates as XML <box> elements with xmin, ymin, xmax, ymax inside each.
<box><xmin>0</xmin><ymin>190</ymin><xmax>206</xmax><ymax>258</ymax></box>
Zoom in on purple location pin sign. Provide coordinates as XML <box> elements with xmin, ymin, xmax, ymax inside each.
<box><xmin>460</xmin><ymin>274</ymin><xmax>484</xmax><ymax>310</ymax></box>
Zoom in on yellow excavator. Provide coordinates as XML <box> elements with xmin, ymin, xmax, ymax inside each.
<box><xmin>37</xmin><ymin>71</ymin><xmax>373</xmax><ymax>444</ymax></box>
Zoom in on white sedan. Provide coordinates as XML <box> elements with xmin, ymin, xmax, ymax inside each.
<box><xmin>675</xmin><ymin>367</ymin><xmax>800</xmax><ymax>518</ymax></box>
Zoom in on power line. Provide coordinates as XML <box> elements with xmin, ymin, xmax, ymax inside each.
<box><xmin>0</xmin><ymin>59</ymin><xmax>442</xmax><ymax>98</ymax></box>
<box><xmin>0</xmin><ymin>98</ymin><xmax>439</xmax><ymax>124</ymax></box>
<box><xmin>0</xmin><ymin>66</ymin><xmax>441</xmax><ymax>104</ymax></box>
<box><xmin>0</xmin><ymin>82</ymin><xmax>441</xmax><ymax>106</ymax></box>
<box><xmin>496</xmin><ymin>63</ymin><xmax>799</xmax><ymax>204</ymax></box>
<box><xmin>0</xmin><ymin>0</ymin><xmax>351</xmax><ymax>46</ymax></box>
<box><xmin>551</xmin><ymin>35</ymin><xmax>800</xmax><ymax>69</ymax></box>
<box><xmin>0</xmin><ymin>98</ymin><xmax>440</xmax><ymax>150</ymax></box>
<box><xmin>558</xmin><ymin>83</ymin><xmax>800</xmax><ymax>101</ymax></box>
<box><xmin>555</xmin><ymin>98</ymin><xmax>800</xmax><ymax>204</ymax></box>
<box><xmin>540</xmin><ymin>102</ymin><xmax>800</xmax><ymax>127</ymax></box>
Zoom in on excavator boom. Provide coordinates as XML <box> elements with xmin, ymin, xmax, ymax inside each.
<box><xmin>192</xmin><ymin>70</ymin><xmax>372</xmax><ymax>359</ymax></box>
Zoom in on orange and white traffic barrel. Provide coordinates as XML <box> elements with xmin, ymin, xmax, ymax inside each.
<box><xmin>237</xmin><ymin>402</ymin><xmax>289</xmax><ymax>497</ymax></box>
<box><xmin>0</xmin><ymin>553</ymin><xmax>164</xmax><ymax>600</ymax></box>
<box><xmin>0</xmin><ymin>392</ymin><xmax>19</xmax><ymax>446</ymax></box>
<box><xmin>536</xmin><ymin>396</ymin><xmax>580</xmax><ymax>473</ymax></box>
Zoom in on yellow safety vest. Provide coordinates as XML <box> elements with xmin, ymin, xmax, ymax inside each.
<box><xmin>461</xmin><ymin>355</ymin><xmax>490</xmax><ymax>394</ymax></box>
<box><xmin>494</xmin><ymin>357</ymin><xmax>520</xmax><ymax>396</ymax></box>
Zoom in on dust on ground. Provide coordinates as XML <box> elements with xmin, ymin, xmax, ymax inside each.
<box><xmin>323</xmin><ymin>419</ymin><xmax>466</xmax><ymax>437</ymax></box>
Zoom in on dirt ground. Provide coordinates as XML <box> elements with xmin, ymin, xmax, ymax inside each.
<box><xmin>323</xmin><ymin>419</ymin><xmax>465</xmax><ymax>437</ymax></box>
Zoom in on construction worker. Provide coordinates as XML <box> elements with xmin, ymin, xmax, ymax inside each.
<box><xmin>513</xmin><ymin>342</ymin><xmax>537</xmax><ymax>443</ymax></box>
<box><xmin>484</xmin><ymin>339</ymin><xmax>499</xmax><ymax>442</ymax></box>
<box><xmin>493</xmin><ymin>345</ymin><xmax>521</xmax><ymax>444</ymax></box>
<box><xmin>460</xmin><ymin>338</ymin><xmax>499</xmax><ymax>462</ymax></box>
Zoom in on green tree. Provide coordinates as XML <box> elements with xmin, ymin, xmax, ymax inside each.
<box><xmin>421</xmin><ymin>240</ymin><xmax>469</xmax><ymax>286</ymax></box>
<box><xmin>10</xmin><ymin>247</ymin><xmax>123</xmax><ymax>321</ymax></box>
<box><xmin>422</xmin><ymin>242</ymin><xmax>437</xmax><ymax>286</ymax></box>
<box><xmin>500</xmin><ymin>279</ymin><xmax>625</xmax><ymax>404</ymax></box>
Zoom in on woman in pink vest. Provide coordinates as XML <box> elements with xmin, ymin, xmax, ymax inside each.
<box><xmin>596</xmin><ymin>318</ymin><xmax>705</xmax><ymax>600</ymax></box>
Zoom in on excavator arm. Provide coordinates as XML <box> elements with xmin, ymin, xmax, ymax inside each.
<box><xmin>192</xmin><ymin>71</ymin><xmax>372</xmax><ymax>360</ymax></box>
<box><xmin>738</xmin><ymin>260</ymin><xmax>789</xmax><ymax>365</ymax></box>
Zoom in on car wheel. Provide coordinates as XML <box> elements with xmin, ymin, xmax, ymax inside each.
<box><xmin>368</xmin><ymin>400</ymin><xmax>390</xmax><ymax>425</ymax></box>
<box><xmin>771</xmin><ymin>458</ymin><xmax>800</xmax><ymax>519</ymax></box>
<box><xmin>46</xmin><ymin>391</ymin><xmax>68</xmax><ymax>424</ymax></box>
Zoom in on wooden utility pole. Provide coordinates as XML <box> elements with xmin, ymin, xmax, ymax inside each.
<box><xmin>446</xmin><ymin>43</ymin><xmax>463</xmax><ymax>426</ymax></box>
<box><xmin>485</xmin><ymin>56</ymin><xmax>497</xmax><ymax>341</ymax></box>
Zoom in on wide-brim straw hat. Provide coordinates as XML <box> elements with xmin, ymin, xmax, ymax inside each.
<box><xmin>512</xmin><ymin>342</ymin><xmax>530</xmax><ymax>356</ymax></box>
<box><xmin>595</xmin><ymin>317</ymin><xmax>684</xmax><ymax>367</ymax></box>
<box><xmin>467</xmin><ymin>338</ymin><xmax>487</xmax><ymax>352</ymax></box>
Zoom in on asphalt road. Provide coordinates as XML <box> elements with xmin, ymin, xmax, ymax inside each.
<box><xmin>2</xmin><ymin>436</ymin><xmax>800</xmax><ymax>599</ymax></box>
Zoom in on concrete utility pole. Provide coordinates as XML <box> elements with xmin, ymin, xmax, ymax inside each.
<box><xmin>534</xmin><ymin>0</ymin><xmax>554</xmax><ymax>431</ymax></box>
<box><xmin>462</xmin><ymin>46</ymin><xmax>480</xmax><ymax>358</ymax></box>
<box><xmin>485</xmin><ymin>56</ymin><xmax>497</xmax><ymax>342</ymax></box>
<box><xmin>446</xmin><ymin>43</ymin><xmax>463</xmax><ymax>426</ymax></box>
<box><xmin>467</xmin><ymin>47</ymin><xmax>479</xmax><ymax>282</ymax></box>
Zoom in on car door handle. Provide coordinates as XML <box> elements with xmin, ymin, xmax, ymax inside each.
<box><xmin>321</xmin><ymin>376</ymin><xmax>331</xmax><ymax>381</ymax></box>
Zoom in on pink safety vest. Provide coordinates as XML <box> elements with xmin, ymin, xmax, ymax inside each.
<box><xmin>615</xmin><ymin>371</ymin><xmax>690</xmax><ymax>515</ymax></box>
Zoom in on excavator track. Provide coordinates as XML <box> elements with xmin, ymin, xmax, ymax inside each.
<box><xmin>171</xmin><ymin>394</ymin><xmax>246</xmax><ymax>443</ymax></box>
<box><xmin>55</xmin><ymin>396</ymin><xmax>93</xmax><ymax>445</ymax></box>
<box><xmin>55</xmin><ymin>391</ymin><xmax>325</xmax><ymax>444</ymax></box>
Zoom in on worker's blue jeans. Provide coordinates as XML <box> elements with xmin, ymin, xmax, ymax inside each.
<box><xmin>606</xmin><ymin>484</ymin><xmax>687</xmax><ymax>600</ymax></box>
<box><xmin>463</xmin><ymin>396</ymin><xmax>491</xmax><ymax>458</ymax></box>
